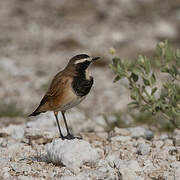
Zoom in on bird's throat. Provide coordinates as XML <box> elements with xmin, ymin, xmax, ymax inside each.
<box><xmin>85</xmin><ymin>68</ymin><xmax>91</xmax><ymax>80</ymax></box>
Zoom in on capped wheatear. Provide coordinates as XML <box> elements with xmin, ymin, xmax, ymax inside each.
<box><xmin>29</xmin><ymin>54</ymin><xmax>100</xmax><ymax>140</ymax></box>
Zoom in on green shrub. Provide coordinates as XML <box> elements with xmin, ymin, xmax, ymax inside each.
<box><xmin>110</xmin><ymin>41</ymin><xmax>180</xmax><ymax>130</ymax></box>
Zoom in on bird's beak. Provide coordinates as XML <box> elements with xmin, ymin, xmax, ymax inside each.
<box><xmin>92</xmin><ymin>57</ymin><xmax>100</xmax><ymax>62</ymax></box>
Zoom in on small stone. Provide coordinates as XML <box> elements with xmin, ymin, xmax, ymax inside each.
<box><xmin>128</xmin><ymin>127</ymin><xmax>154</xmax><ymax>140</ymax></box>
<box><xmin>25</xmin><ymin>128</ymin><xmax>56</xmax><ymax>144</ymax></box>
<box><xmin>173</xmin><ymin>136</ymin><xmax>180</xmax><ymax>146</ymax></box>
<box><xmin>128</xmin><ymin>160</ymin><xmax>141</xmax><ymax>172</ymax></box>
<box><xmin>2</xmin><ymin>167</ymin><xmax>11</xmax><ymax>179</ymax></box>
<box><xmin>144</xmin><ymin>129</ymin><xmax>154</xmax><ymax>140</ymax></box>
<box><xmin>153</xmin><ymin>140</ymin><xmax>164</xmax><ymax>148</ymax></box>
<box><xmin>96</xmin><ymin>116</ymin><xmax>107</xmax><ymax>127</ymax></box>
<box><xmin>111</xmin><ymin>136</ymin><xmax>131</xmax><ymax>142</ymax></box>
<box><xmin>12</xmin><ymin>127</ymin><xmax>24</xmax><ymax>139</ymax></box>
<box><xmin>175</xmin><ymin>168</ymin><xmax>180</xmax><ymax>179</ymax></box>
<box><xmin>160</xmin><ymin>134</ymin><xmax>169</xmax><ymax>141</ymax></box>
<box><xmin>0</xmin><ymin>132</ymin><xmax>9</xmax><ymax>137</ymax></box>
<box><xmin>18</xmin><ymin>176</ymin><xmax>36</xmax><ymax>180</ymax></box>
<box><xmin>105</xmin><ymin>153</ymin><xmax>119</xmax><ymax>167</ymax></box>
<box><xmin>164</xmin><ymin>139</ymin><xmax>173</xmax><ymax>146</ymax></box>
<box><xmin>114</xmin><ymin>127</ymin><xmax>130</xmax><ymax>136</ymax></box>
<box><xmin>96</xmin><ymin>132</ymin><xmax>108</xmax><ymax>139</ymax></box>
<box><xmin>163</xmin><ymin>172</ymin><xmax>174</xmax><ymax>180</ymax></box>
<box><xmin>173</xmin><ymin>130</ymin><xmax>180</xmax><ymax>146</ymax></box>
<box><xmin>137</xmin><ymin>143</ymin><xmax>151</xmax><ymax>155</ymax></box>
<box><xmin>128</xmin><ymin>127</ymin><xmax>145</xmax><ymax>138</ymax></box>
<box><xmin>114</xmin><ymin>159</ymin><xmax>142</xmax><ymax>180</ymax></box>
<box><xmin>11</xmin><ymin>162</ymin><xmax>31</xmax><ymax>173</ymax></box>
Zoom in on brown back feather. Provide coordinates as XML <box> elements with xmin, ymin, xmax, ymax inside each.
<box><xmin>35</xmin><ymin>67</ymin><xmax>77</xmax><ymax>113</ymax></box>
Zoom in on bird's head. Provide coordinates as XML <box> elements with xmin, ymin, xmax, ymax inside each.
<box><xmin>67</xmin><ymin>54</ymin><xmax>100</xmax><ymax>72</ymax></box>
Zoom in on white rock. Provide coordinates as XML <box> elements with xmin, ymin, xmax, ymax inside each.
<box><xmin>46</xmin><ymin>139</ymin><xmax>100</xmax><ymax>173</ymax></box>
<box><xmin>105</xmin><ymin>153</ymin><xmax>119</xmax><ymax>167</ymax></box>
<box><xmin>60</xmin><ymin>176</ymin><xmax>88</xmax><ymax>180</ymax></box>
<box><xmin>163</xmin><ymin>172</ymin><xmax>175</xmax><ymax>180</ymax></box>
<box><xmin>114</xmin><ymin>159</ymin><xmax>142</xmax><ymax>180</ymax></box>
<box><xmin>17</xmin><ymin>176</ymin><xmax>38</xmax><ymax>180</ymax></box>
<box><xmin>106</xmin><ymin>115</ymin><xmax>117</xmax><ymax>124</ymax></box>
<box><xmin>1</xmin><ymin>167</ymin><xmax>11</xmax><ymax>180</ymax></box>
<box><xmin>96</xmin><ymin>116</ymin><xmax>107</xmax><ymax>127</ymax></box>
<box><xmin>173</xmin><ymin>136</ymin><xmax>180</xmax><ymax>146</ymax></box>
<box><xmin>137</xmin><ymin>143</ymin><xmax>151</xmax><ymax>155</ymax></box>
<box><xmin>144</xmin><ymin>129</ymin><xmax>154</xmax><ymax>140</ymax></box>
<box><xmin>175</xmin><ymin>168</ymin><xmax>180</xmax><ymax>180</ymax></box>
<box><xmin>160</xmin><ymin>134</ymin><xmax>169</xmax><ymax>141</ymax></box>
<box><xmin>1</xmin><ymin>125</ymin><xmax>24</xmax><ymax>137</ymax></box>
<box><xmin>128</xmin><ymin>127</ymin><xmax>146</xmax><ymax>139</ymax></box>
<box><xmin>24</xmin><ymin>127</ymin><xmax>56</xmax><ymax>140</ymax></box>
<box><xmin>111</xmin><ymin>136</ymin><xmax>131</xmax><ymax>142</ymax></box>
<box><xmin>114</xmin><ymin>127</ymin><xmax>130</xmax><ymax>136</ymax></box>
<box><xmin>153</xmin><ymin>140</ymin><xmax>164</xmax><ymax>149</ymax></box>
<box><xmin>11</xmin><ymin>162</ymin><xmax>31</xmax><ymax>174</ymax></box>
<box><xmin>128</xmin><ymin>127</ymin><xmax>154</xmax><ymax>140</ymax></box>
<box><xmin>143</xmin><ymin>160</ymin><xmax>156</xmax><ymax>173</ymax></box>
<box><xmin>127</xmin><ymin>160</ymin><xmax>141</xmax><ymax>172</ymax></box>
<box><xmin>12</xmin><ymin>126</ymin><xmax>24</xmax><ymax>139</ymax></box>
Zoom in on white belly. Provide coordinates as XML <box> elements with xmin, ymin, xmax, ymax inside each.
<box><xmin>57</xmin><ymin>96</ymin><xmax>86</xmax><ymax>112</ymax></box>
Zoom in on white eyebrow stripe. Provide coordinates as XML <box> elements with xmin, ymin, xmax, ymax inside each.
<box><xmin>74</xmin><ymin>58</ymin><xmax>91</xmax><ymax>64</ymax></box>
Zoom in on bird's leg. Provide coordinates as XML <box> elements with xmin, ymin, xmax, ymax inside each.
<box><xmin>61</xmin><ymin>111</ymin><xmax>82</xmax><ymax>140</ymax></box>
<box><xmin>54</xmin><ymin>111</ymin><xmax>64</xmax><ymax>139</ymax></box>
<box><xmin>61</xmin><ymin>111</ymin><xmax>72</xmax><ymax>136</ymax></box>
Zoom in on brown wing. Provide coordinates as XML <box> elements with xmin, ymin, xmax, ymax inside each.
<box><xmin>34</xmin><ymin>71</ymin><xmax>73</xmax><ymax>113</ymax></box>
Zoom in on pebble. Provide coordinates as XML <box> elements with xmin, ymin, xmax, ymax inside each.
<box><xmin>129</xmin><ymin>127</ymin><xmax>154</xmax><ymax>140</ymax></box>
<box><xmin>144</xmin><ymin>129</ymin><xmax>154</xmax><ymax>140</ymax></box>
<box><xmin>111</xmin><ymin>136</ymin><xmax>131</xmax><ymax>142</ymax></box>
<box><xmin>12</xmin><ymin>127</ymin><xmax>24</xmax><ymax>139</ymax></box>
<box><xmin>114</xmin><ymin>127</ymin><xmax>131</xmax><ymax>136</ymax></box>
<box><xmin>137</xmin><ymin>143</ymin><xmax>151</xmax><ymax>155</ymax></box>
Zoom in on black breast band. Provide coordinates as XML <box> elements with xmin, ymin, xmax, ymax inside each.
<box><xmin>72</xmin><ymin>76</ymin><xmax>94</xmax><ymax>97</ymax></box>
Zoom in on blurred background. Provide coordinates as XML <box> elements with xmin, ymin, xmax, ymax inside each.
<box><xmin>0</xmin><ymin>0</ymin><xmax>180</xmax><ymax>133</ymax></box>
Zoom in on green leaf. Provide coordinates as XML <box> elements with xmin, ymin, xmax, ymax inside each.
<box><xmin>164</xmin><ymin>41</ymin><xmax>173</xmax><ymax>62</ymax></box>
<box><xmin>176</xmin><ymin>49</ymin><xmax>180</xmax><ymax>59</ymax></box>
<box><xmin>113</xmin><ymin>75</ymin><xmax>121</xmax><ymax>82</ymax></box>
<box><xmin>128</xmin><ymin>101</ymin><xmax>139</xmax><ymax>108</ymax></box>
<box><xmin>140</xmin><ymin>104</ymin><xmax>150</xmax><ymax>112</ymax></box>
<box><xmin>131</xmin><ymin>72</ymin><xmax>139</xmax><ymax>82</ymax></box>
<box><xmin>171</xmin><ymin>65</ymin><xmax>179</xmax><ymax>77</ymax></box>
<box><xmin>112</xmin><ymin>57</ymin><xmax>120</xmax><ymax>66</ymax></box>
<box><xmin>138</xmin><ymin>55</ymin><xmax>145</xmax><ymax>64</ymax></box>
<box><xmin>132</xmin><ymin>67</ymin><xmax>144</xmax><ymax>77</ymax></box>
<box><xmin>143</xmin><ymin>78</ymin><xmax>150</xmax><ymax>86</ymax></box>
<box><xmin>161</xmin><ymin>65</ymin><xmax>169</xmax><ymax>73</ymax></box>
<box><xmin>131</xmin><ymin>87</ymin><xmax>140</xmax><ymax>101</ymax></box>
<box><xmin>150</xmin><ymin>73</ymin><xmax>156</xmax><ymax>85</ymax></box>
<box><xmin>175</xmin><ymin>49</ymin><xmax>180</xmax><ymax>66</ymax></box>
<box><xmin>144</xmin><ymin>57</ymin><xmax>151</xmax><ymax>74</ymax></box>
<box><xmin>151</xmin><ymin>87</ymin><xmax>158</xmax><ymax>95</ymax></box>
<box><xmin>156</xmin><ymin>43</ymin><xmax>163</xmax><ymax>56</ymax></box>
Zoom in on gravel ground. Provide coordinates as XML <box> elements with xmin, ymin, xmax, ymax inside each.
<box><xmin>0</xmin><ymin>120</ymin><xmax>180</xmax><ymax>179</ymax></box>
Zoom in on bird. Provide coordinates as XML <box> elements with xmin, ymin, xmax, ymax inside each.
<box><xmin>29</xmin><ymin>54</ymin><xmax>100</xmax><ymax>140</ymax></box>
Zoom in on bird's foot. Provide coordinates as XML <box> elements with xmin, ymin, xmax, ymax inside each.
<box><xmin>59</xmin><ymin>135</ymin><xmax>65</xmax><ymax>140</ymax></box>
<box><xmin>64</xmin><ymin>133</ymin><xmax>82</xmax><ymax>140</ymax></box>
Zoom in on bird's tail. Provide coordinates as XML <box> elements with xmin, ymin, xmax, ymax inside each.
<box><xmin>28</xmin><ymin>110</ymin><xmax>41</xmax><ymax>117</ymax></box>
<box><xmin>29</xmin><ymin>99</ymin><xmax>47</xmax><ymax>117</ymax></box>
<box><xmin>29</xmin><ymin>106</ymin><xmax>43</xmax><ymax>116</ymax></box>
